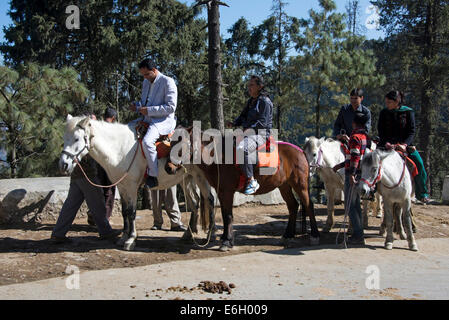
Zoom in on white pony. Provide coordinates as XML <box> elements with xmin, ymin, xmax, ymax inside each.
<box><xmin>59</xmin><ymin>115</ymin><xmax>215</xmax><ymax>251</ymax></box>
<box><xmin>359</xmin><ymin>149</ymin><xmax>418</xmax><ymax>251</ymax></box>
<box><xmin>304</xmin><ymin>136</ymin><xmax>383</xmax><ymax>232</ymax></box>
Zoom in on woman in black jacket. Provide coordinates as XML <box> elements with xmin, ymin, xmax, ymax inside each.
<box><xmin>378</xmin><ymin>90</ymin><xmax>430</xmax><ymax>204</ymax></box>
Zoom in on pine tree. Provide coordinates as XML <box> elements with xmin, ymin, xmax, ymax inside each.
<box><xmin>0</xmin><ymin>63</ymin><xmax>88</xmax><ymax>178</ymax></box>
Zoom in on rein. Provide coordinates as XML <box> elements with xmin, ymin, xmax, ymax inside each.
<box><xmin>73</xmin><ymin>142</ymin><xmax>141</xmax><ymax>188</ymax></box>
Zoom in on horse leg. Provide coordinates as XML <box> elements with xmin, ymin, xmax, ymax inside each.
<box><xmin>292</xmin><ymin>183</ymin><xmax>320</xmax><ymax>246</ymax></box>
<box><xmin>384</xmin><ymin>202</ymin><xmax>394</xmax><ymax>250</ymax></box>
<box><xmin>395</xmin><ymin>204</ymin><xmax>407</xmax><ymax>240</ymax></box>
<box><xmin>218</xmin><ymin>191</ymin><xmax>234</xmax><ymax>251</ymax></box>
<box><xmin>278</xmin><ymin>185</ymin><xmax>299</xmax><ymax>246</ymax></box>
<box><xmin>403</xmin><ymin>199</ymin><xmax>418</xmax><ymax>251</ymax></box>
<box><xmin>323</xmin><ymin>185</ymin><xmax>335</xmax><ymax>233</ymax></box>
<box><xmin>123</xmin><ymin>203</ymin><xmax>137</xmax><ymax>251</ymax></box>
<box><xmin>117</xmin><ymin>199</ymin><xmax>130</xmax><ymax>247</ymax></box>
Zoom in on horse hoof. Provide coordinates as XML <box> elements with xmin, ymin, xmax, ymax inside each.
<box><xmin>385</xmin><ymin>242</ymin><xmax>393</xmax><ymax>250</ymax></box>
<box><xmin>399</xmin><ymin>233</ymin><xmax>407</xmax><ymax>240</ymax></box>
<box><xmin>310</xmin><ymin>236</ymin><xmax>320</xmax><ymax>246</ymax></box>
<box><xmin>376</xmin><ymin>213</ymin><xmax>382</xmax><ymax>218</ymax></box>
<box><xmin>123</xmin><ymin>241</ymin><xmax>136</xmax><ymax>251</ymax></box>
<box><xmin>409</xmin><ymin>243</ymin><xmax>418</xmax><ymax>251</ymax></box>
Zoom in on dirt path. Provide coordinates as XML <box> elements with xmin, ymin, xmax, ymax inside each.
<box><xmin>0</xmin><ymin>202</ymin><xmax>448</xmax><ymax>287</ymax></box>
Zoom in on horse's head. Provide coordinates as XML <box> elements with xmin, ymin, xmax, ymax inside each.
<box><xmin>165</xmin><ymin>126</ymin><xmax>193</xmax><ymax>175</ymax></box>
<box><xmin>304</xmin><ymin>136</ymin><xmax>325</xmax><ymax>175</ymax></box>
<box><xmin>358</xmin><ymin>150</ymin><xmax>384</xmax><ymax>200</ymax></box>
<box><xmin>59</xmin><ymin>114</ymin><xmax>93</xmax><ymax>175</ymax></box>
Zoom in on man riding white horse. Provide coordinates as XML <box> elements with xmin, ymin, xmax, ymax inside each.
<box><xmin>129</xmin><ymin>58</ymin><xmax>177</xmax><ymax>189</ymax></box>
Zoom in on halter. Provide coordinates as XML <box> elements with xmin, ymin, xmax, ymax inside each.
<box><xmin>360</xmin><ymin>153</ymin><xmax>407</xmax><ymax>190</ymax></box>
<box><xmin>61</xmin><ymin>124</ymin><xmax>90</xmax><ymax>162</ymax></box>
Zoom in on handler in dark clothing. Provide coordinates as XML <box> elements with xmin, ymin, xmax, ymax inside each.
<box><xmin>378</xmin><ymin>90</ymin><xmax>430</xmax><ymax>204</ymax></box>
<box><xmin>333</xmin><ymin>88</ymin><xmax>372</xmax><ymax>142</ymax></box>
<box><xmin>231</xmin><ymin>75</ymin><xmax>273</xmax><ymax>195</ymax></box>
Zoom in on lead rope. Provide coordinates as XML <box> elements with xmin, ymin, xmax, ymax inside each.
<box><xmin>336</xmin><ymin>183</ymin><xmax>355</xmax><ymax>249</ymax></box>
<box><xmin>74</xmin><ymin>141</ymin><xmax>141</xmax><ymax>188</ymax></box>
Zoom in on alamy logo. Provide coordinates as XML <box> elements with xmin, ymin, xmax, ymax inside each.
<box><xmin>66</xmin><ymin>5</ymin><xmax>80</xmax><ymax>30</ymax></box>
<box><xmin>365</xmin><ymin>265</ymin><xmax>380</xmax><ymax>290</ymax></box>
<box><xmin>65</xmin><ymin>265</ymin><xmax>80</xmax><ymax>290</ymax></box>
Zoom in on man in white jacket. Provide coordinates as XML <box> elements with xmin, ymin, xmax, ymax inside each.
<box><xmin>129</xmin><ymin>58</ymin><xmax>177</xmax><ymax>188</ymax></box>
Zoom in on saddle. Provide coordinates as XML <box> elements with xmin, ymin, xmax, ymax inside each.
<box><xmin>236</xmin><ymin>136</ymin><xmax>280</xmax><ymax>191</ymax></box>
<box><xmin>136</xmin><ymin>121</ymin><xmax>172</xmax><ymax>159</ymax></box>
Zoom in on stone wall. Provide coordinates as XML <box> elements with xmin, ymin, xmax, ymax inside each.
<box><xmin>0</xmin><ymin>177</ymin><xmax>286</xmax><ymax>224</ymax></box>
<box><xmin>0</xmin><ymin>177</ymin><xmax>121</xmax><ymax>224</ymax></box>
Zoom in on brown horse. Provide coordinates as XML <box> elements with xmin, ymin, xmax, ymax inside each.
<box><xmin>166</xmin><ymin>127</ymin><xmax>320</xmax><ymax>251</ymax></box>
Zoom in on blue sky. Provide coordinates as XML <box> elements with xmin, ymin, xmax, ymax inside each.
<box><xmin>0</xmin><ymin>0</ymin><xmax>383</xmax><ymax>57</ymax></box>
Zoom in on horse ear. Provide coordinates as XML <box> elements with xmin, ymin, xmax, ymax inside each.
<box><xmin>319</xmin><ymin>137</ymin><xmax>325</xmax><ymax>144</ymax></box>
<box><xmin>304</xmin><ymin>137</ymin><xmax>309</xmax><ymax>143</ymax></box>
<box><xmin>79</xmin><ymin>116</ymin><xmax>90</xmax><ymax>129</ymax></box>
<box><xmin>66</xmin><ymin>114</ymin><xmax>73</xmax><ymax>121</ymax></box>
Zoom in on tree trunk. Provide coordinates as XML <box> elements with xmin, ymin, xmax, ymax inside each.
<box><xmin>418</xmin><ymin>1</ymin><xmax>435</xmax><ymax>195</ymax></box>
<box><xmin>315</xmin><ymin>86</ymin><xmax>322</xmax><ymax>138</ymax></box>
<box><xmin>207</xmin><ymin>1</ymin><xmax>224</xmax><ymax>133</ymax></box>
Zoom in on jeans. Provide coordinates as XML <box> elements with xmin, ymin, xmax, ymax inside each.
<box><xmin>344</xmin><ymin>173</ymin><xmax>364</xmax><ymax>239</ymax></box>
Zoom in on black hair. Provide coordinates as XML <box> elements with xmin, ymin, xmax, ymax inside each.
<box><xmin>138</xmin><ymin>58</ymin><xmax>157</xmax><ymax>70</ymax></box>
<box><xmin>353</xmin><ymin>112</ymin><xmax>369</xmax><ymax>127</ymax></box>
<box><xmin>350</xmin><ymin>88</ymin><xmax>364</xmax><ymax>97</ymax></box>
<box><xmin>385</xmin><ymin>90</ymin><xmax>404</xmax><ymax>106</ymax></box>
<box><xmin>104</xmin><ymin>107</ymin><xmax>117</xmax><ymax>119</ymax></box>
<box><xmin>250</xmin><ymin>75</ymin><xmax>268</xmax><ymax>96</ymax></box>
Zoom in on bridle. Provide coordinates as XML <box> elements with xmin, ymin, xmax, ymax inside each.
<box><xmin>359</xmin><ymin>153</ymin><xmax>407</xmax><ymax>190</ymax></box>
<box><xmin>61</xmin><ymin>122</ymin><xmax>140</xmax><ymax>188</ymax></box>
<box><xmin>61</xmin><ymin>124</ymin><xmax>90</xmax><ymax>163</ymax></box>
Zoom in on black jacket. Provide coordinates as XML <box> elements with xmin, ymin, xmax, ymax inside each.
<box><xmin>233</xmin><ymin>95</ymin><xmax>273</xmax><ymax>131</ymax></box>
<box><xmin>378</xmin><ymin>106</ymin><xmax>415</xmax><ymax>147</ymax></box>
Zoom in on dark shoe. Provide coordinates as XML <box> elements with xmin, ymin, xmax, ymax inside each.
<box><xmin>50</xmin><ymin>235</ymin><xmax>72</xmax><ymax>244</ymax></box>
<box><xmin>347</xmin><ymin>236</ymin><xmax>365</xmax><ymax>246</ymax></box>
<box><xmin>145</xmin><ymin>176</ymin><xmax>158</xmax><ymax>188</ymax></box>
<box><xmin>170</xmin><ymin>225</ymin><xmax>187</xmax><ymax>232</ymax></box>
<box><xmin>99</xmin><ymin>229</ymin><xmax>122</xmax><ymax>241</ymax></box>
<box><xmin>150</xmin><ymin>225</ymin><xmax>162</xmax><ymax>230</ymax></box>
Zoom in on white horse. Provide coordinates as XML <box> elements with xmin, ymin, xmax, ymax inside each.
<box><xmin>304</xmin><ymin>136</ymin><xmax>383</xmax><ymax>232</ymax></box>
<box><xmin>359</xmin><ymin>149</ymin><xmax>418</xmax><ymax>251</ymax></box>
<box><xmin>59</xmin><ymin>115</ymin><xmax>215</xmax><ymax>251</ymax></box>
